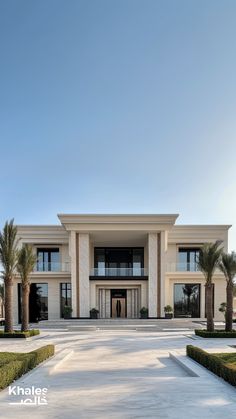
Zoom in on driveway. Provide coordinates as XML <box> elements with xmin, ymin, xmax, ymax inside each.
<box><xmin>0</xmin><ymin>323</ymin><xmax>236</xmax><ymax>418</ymax></box>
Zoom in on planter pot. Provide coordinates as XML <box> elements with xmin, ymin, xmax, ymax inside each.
<box><xmin>140</xmin><ymin>313</ymin><xmax>148</xmax><ymax>319</ymax></box>
<box><xmin>64</xmin><ymin>314</ymin><xmax>72</xmax><ymax>319</ymax></box>
<box><xmin>165</xmin><ymin>313</ymin><xmax>173</xmax><ymax>319</ymax></box>
<box><xmin>90</xmin><ymin>311</ymin><xmax>99</xmax><ymax>319</ymax></box>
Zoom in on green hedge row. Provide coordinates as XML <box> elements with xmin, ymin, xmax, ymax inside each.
<box><xmin>195</xmin><ymin>329</ymin><xmax>236</xmax><ymax>338</ymax></box>
<box><xmin>0</xmin><ymin>329</ymin><xmax>40</xmax><ymax>338</ymax></box>
<box><xmin>187</xmin><ymin>345</ymin><xmax>236</xmax><ymax>386</ymax></box>
<box><xmin>0</xmin><ymin>344</ymin><xmax>54</xmax><ymax>389</ymax></box>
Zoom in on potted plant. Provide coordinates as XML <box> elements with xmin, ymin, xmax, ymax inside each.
<box><xmin>140</xmin><ymin>307</ymin><xmax>148</xmax><ymax>319</ymax></box>
<box><xmin>219</xmin><ymin>302</ymin><xmax>227</xmax><ymax>319</ymax></box>
<box><xmin>90</xmin><ymin>308</ymin><xmax>99</xmax><ymax>319</ymax></box>
<box><xmin>63</xmin><ymin>305</ymin><xmax>73</xmax><ymax>319</ymax></box>
<box><xmin>164</xmin><ymin>305</ymin><xmax>173</xmax><ymax>319</ymax></box>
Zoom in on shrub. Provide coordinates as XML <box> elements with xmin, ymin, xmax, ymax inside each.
<box><xmin>195</xmin><ymin>329</ymin><xmax>236</xmax><ymax>338</ymax></box>
<box><xmin>0</xmin><ymin>344</ymin><xmax>54</xmax><ymax>389</ymax></box>
<box><xmin>0</xmin><ymin>329</ymin><xmax>40</xmax><ymax>338</ymax></box>
<box><xmin>186</xmin><ymin>345</ymin><xmax>236</xmax><ymax>386</ymax></box>
<box><xmin>63</xmin><ymin>305</ymin><xmax>72</xmax><ymax>318</ymax></box>
<box><xmin>164</xmin><ymin>305</ymin><xmax>173</xmax><ymax>313</ymax></box>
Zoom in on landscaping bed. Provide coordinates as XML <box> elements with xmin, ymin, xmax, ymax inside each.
<box><xmin>0</xmin><ymin>344</ymin><xmax>54</xmax><ymax>389</ymax></box>
<box><xmin>187</xmin><ymin>345</ymin><xmax>236</xmax><ymax>386</ymax></box>
<box><xmin>195</xmin><ymin>329</ymin><xmax>236</xmax><ymax>338</ymax></box>
<box><xmin>0</xmin><ymin>329</ymin><xmax>40</xmax><ymax>338</ymax></box>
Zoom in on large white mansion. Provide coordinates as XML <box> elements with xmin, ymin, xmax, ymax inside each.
<box><xmin>13</xmin><ymin>214</ymin><xmax>231</xmax><ymax>323</ymax></box>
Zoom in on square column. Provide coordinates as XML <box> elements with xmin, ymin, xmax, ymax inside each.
<box><xmin>78</xmin><ymin>233</ymin><xmax>90</xmax><ymax>317</ymax></box>
<box><xmin>160</xmin><ymin>231</ymin><xmax>168</xmax><ymax>317</ymax></box>
<box><xmin>148</xmin><ymin>233</ymin><xmax>158</xmax><ymax>317</ymax></box>
<box><xmin>69</xmin><ymin>231</ymin><xmax>78</xmax><ymax>317</ymax></box>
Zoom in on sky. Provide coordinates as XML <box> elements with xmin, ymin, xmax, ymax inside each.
<box><xmin>0</xmin><ymin>0</ymin><xmax>236</xmax><ymax>249</ymax></box>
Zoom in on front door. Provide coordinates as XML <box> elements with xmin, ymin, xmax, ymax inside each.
<box><xmin>112</xmin><ymin>298</ymin><xmax>126</xmax><ymax>318</ymax></box>
<box><xmin>111</xmin><ymin>289</ymin><xmax>126</xmax><ymax>318</ymax></box>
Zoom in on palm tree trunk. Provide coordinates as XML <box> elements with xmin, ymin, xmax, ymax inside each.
<box><xmin>4</xmin><ymin>280</ymin><xmax>13</xmax><ymax>333</ymax></box>
<box><xmin>21</xmin><ymin>285</ymin><xmax>30</xmax><ymax>332</ymax></box>
<box><xmin>225</xmin><ymin>282</ymin><xmax>233</xmax><ymax>332</ymax></box>
<box><xmin>205</xmin><ymin>283</ymin><xmax>214</xmax><ymax>332</ymax></box>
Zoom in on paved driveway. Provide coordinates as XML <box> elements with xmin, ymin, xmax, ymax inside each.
<box><xmin>0</xmin><ymin>325</ymin><xmax>236</xmax><ymax>418</ymax></box>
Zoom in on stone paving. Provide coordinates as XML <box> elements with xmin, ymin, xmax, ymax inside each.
<box><xmin>0</xmin><ymin>321</ymin><xmax>236</xmax><ymax>418</ymax></box>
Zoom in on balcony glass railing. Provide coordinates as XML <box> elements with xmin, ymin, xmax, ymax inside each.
<box><xmin>167</xmin><ymin>262</ymin><xmax>199</xmax><ymax>272</ymax></box>
<box><xmin>90</xmin><ymin>267</ymin><xmax>148</xmax><ymax>277</ymax></box>
<box><xmin>35</xmin><ymin>262</ymin><xmax>70</xmax><ymax>272</ymax></box>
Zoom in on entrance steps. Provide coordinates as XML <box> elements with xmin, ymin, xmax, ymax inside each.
<box><xmin>33</xmin><ymin>318</ymin><xmax>198</xmax><ymax>332</ymax></box>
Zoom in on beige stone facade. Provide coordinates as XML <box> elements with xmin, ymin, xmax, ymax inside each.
<box><xmin>13</xmin><ymin>214</ymin><xmax>231</xmax><ymax>323</ymax></box>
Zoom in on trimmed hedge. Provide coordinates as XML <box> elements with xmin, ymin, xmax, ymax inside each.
<box><xmin>187</xmin><ymin>345</ymin><xmax>236</xmax><ymax>386</ymax></box>
<box><xmin>0</xmin><ymin>329</ymin><xmax>40</xmax><ymax>338</ymax></box>
<box><xmin>0</xmin><ymin>344</ymin><xmax>54</xmax><ymax>389</ymax></box>
<box><xmin>195</xmin><ymin>329</ymin><xmax>236</xmax><ymax>338</ymax></box>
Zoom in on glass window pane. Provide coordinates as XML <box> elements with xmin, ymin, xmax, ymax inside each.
<box><xmin>51</xmin><ymin>251</ymin><xmax>60</xmax><ymax>271</ymax></box>
<box><xmin>174</xmin><ymin>283</ymin><xmax>200</xmax><ymax>318</ymax></box>
<box><xmin>60</xmin><ymin>283</ymin><xmax>72</xmax><ymax>318</ymax></box>
<box><xmin>29</xmin><ymin>283</ymin><xmax>48</xmax><ymax>321</ymax></box>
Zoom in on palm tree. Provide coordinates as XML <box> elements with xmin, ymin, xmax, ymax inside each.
<box><xmin>0</xmin><ymin>283</ymin><xmax>4</xmax><ymax>318</ymax></box>
<box><xmin>0</xmin><ymin>220</ymin><xmax>18</xmax><ymax>332</ymax></box>
<box><xmin>197</xmin><ymin>241</ymin><xmax>223</xmax><ymax>332</ymax></box>
<box><xmin>17</xmin><ymin>244</ymin><xmax>37</xmax><ymax>332</ymax></box>
<box><xmin>218</xmin><ymin>252</ymin><xmax>236</xmax><ymax>332</ymax></box>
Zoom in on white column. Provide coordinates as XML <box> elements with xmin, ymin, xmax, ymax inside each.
<box><xmin>160</xmin><ymin>231</ymin><xmax>168</xmax><ymax>317</ymax></box>
<box><xmin>69</xmin><ymin>231</ymin><xmax>77</xmax><ymax>317</ymax></box>
<box><xmin>78</xmin><ymin>233</ymin><xmax>90</xmax><ymax>317</ymax></box>
<box><xmin>148</xmin><ymin>233</ymin><xmax>158</xmax><ymax>317</ymax></box>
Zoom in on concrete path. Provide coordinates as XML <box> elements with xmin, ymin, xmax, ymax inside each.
<box><xmin>0</xmin><ymin>324</ymin><xmax>236</xmax><ymax>418</ymax></box>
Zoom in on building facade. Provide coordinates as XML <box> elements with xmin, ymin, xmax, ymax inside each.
<box><xmin>13</xmin><ymin>214</ymin><xmax>231</xmax><ymax>323</ymax></box>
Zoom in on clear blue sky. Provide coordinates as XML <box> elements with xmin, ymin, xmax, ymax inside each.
<box><xmin>0</xmin><ymin>0</ymin><xmax>236</xmax><ymax>249</ymax></box>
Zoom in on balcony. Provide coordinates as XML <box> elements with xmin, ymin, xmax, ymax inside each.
<box><xmin>90</xmin><ymin>267</ymin><xmax>148</xmax><ymax>278</ymax></box>
<box><xmin>34</xmin><ymin>262</ymin><xmax>70</xmax><ymax>272</ymax></box>
<box><xmin>167</xmin><ymin>262</ymin><xmax>199</xmax><ymax>272</ymax></box>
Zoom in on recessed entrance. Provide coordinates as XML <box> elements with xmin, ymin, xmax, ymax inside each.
<box><xmin>98</xmin><ymin>287</ymin><xmax>140</xmax><ymax>318</ymax></box>
<box><xmin>111</xmin><ymin>289</ymin><xmax>126</xmax><ymax>318</ymax></box>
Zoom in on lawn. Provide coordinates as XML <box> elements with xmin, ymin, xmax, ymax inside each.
<box><xmin>0</xmin><ymin>329</ymin><xmax>40</xmax><ymax>338</ymax></box>
<box><xmin>187</xmin><ymin>345</ymin><xmax>236</xmax><ymax>386</ymax></box>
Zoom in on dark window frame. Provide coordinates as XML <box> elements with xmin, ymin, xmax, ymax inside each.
<box><xmin>18</xmin><ymin>282</ymin><xmax>48</xmax><ymax>323</ymax></box>
<box><xmin>37</xmin><ymin>248</ymin><xmax>60</xmax><ymax>271</ymax></box>
<box><xmin>94</xmin><ymin>247</ymin><xmax>144</xmax><ymax>269</ymax></box>
<box><xmin>60</xmin><ymin>283</ymin><xmax>71</xmax><ymax>318</ymax></box>
<box><xmin>174</xmin><ymin>283</ymin><xmax>201</xmax><ymax>318</ymax></box>
<box><xmin>178</xmin><ymin>248</ymin><xmax>201</xmax><ymax>271</ymax></box>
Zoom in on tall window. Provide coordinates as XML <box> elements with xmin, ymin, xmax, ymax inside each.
<box><xmin>60</xmin><ymin>283</ymin><xmax>71</xmax><ymax>318</ymax></box>
<box><xmin>178</xmin><ymin>248</ymin><xmax>200</xmax><ymax>271</ymax></box>
<box><xmin>18</xmin><ymin>283</ymin><xmax>48</xmax><ymax>323</ymax></box>
<box><xmin>174</xmin><ymin>283</ymin><xmax>200</xmax><ymax>318</ymax></box>
<box><xmin>37</xmin><ymin>248</ymin><xmax>60</xmax><ymax>271</ymax></box>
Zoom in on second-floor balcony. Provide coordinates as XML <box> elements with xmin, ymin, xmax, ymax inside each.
<box><xmin>35</xmin><ymin>262</ymin><xmax>70</xmax><ymax>272</ymax></box>
<box><xmin>90</xmin><ymin>267</ymin><xmax>148</xmax><ymax>277</ymax></box>
<box><xmin>167</xmin><ymin>262</ymin><xmax>199</xmax><ymax>272</ymax></box>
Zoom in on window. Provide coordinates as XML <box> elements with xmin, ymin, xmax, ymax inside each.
<box><xmin>37</xmin><ymin>248</ymin><xmax>60</xmax><ymax>271</ymax></box>
<box><xmin>178</xmin><ymin>248</ymin><xmax>200</xmax><ymax>271</ymax></box>
<box><xmin>94</xmin><ymin>248</ymin><xmax>144</xmax><ymax>276</ymax></box>
<box><xmin>174</xmin><ymin>283</ymin><xmax>200</xmax><ymax>318</ymax></box>
<box><xmin>60</xmin><ymin>283</ymin><xmax>71</xmax><ymax>318</ymax></box>
<box><xmin>18</xmin><ymin>283</ymin><xmax>48</xmax><ymax>323</ymax></box>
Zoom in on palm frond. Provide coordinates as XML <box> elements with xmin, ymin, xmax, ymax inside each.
<box><xmin>219</xmin><ymin>252</ymin><xmax>236</xmax><ymax>284</ymax></box>
<box><xmin>0</xmin><ymin>219</ymin><xmax>18</xmax><ymax>281</ymax></box>
<box><xmin>197</xmin><ymin>241</ymin><xmax>223</xmax><ymax>284</ymax></box>
<box><xmin>17</xmin><ymin>244</ymin><xmax>37</xmax><ymax>285</ymax></box>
